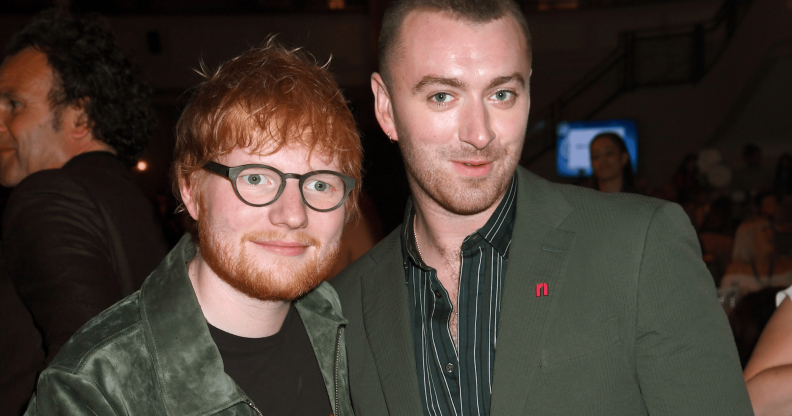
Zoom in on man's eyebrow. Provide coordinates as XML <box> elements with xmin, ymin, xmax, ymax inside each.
<box><xmin>487</xmin><ymin>73</ymin><xmax>525</xmax><ymax>89</ymax></box>
<box><xmin>412</xmin><ymin>76</ymin><xmax>466</xmax><ymax>94</ymax></box>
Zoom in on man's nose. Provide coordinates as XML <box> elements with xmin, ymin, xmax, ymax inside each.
<box><xmin>267</xmin><ymin>180</ymin><xmax>309</xmax><ymax>230</ymax></box>
<box><xmin>458</xmin><ymin>99</ymin><xmax>495</xmax><ymax>150</ymax></box>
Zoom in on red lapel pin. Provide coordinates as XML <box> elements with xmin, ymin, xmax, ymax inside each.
<box><xmin>536</xmin><ymin>283</ymin><xmax>548</xmax><ymax>297</ymax></box>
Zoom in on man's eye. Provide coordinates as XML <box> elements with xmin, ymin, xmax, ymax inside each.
<box><xmin>241</xmin><ymin>174</ymin><xmax>266</xmax><ymax>185</ymax></box>
<box><xmin>491</xmin><ymin>90</ymin><xmax>514</xmax><ymax>101</ymax></box>
<box><xmin>2</xmin><ymin>99</ymin><xmax>21</xmax><ymax>112</ymax></box>
<box><xmin>431</xmin><ymin>92</ymin><xmax>453</xmax><ymax>103</ymax></box>
<box><xmin>306</xmin><ymin>180</ymin><xmax>330</xmax><ymax>192</ymax></box>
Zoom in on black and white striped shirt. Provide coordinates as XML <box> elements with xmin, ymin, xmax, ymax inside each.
<box><xmin>401</xmin><ymin>176</ymin><xmax>517</xmax><ymax>416</ymax></box>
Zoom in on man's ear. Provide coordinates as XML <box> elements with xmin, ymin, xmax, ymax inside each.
<box><xmin>180</xmin><ymin>175</ymin><xmax>201</xmax><ymax>221</ymax></box>
<box><xmin>371</xmin><ymin>73</ymin><xmax>398</xmax><ymax>142</ymax></box>
<box><xmin>62</xmin><ymin>98</ymin><xmax>93</xmax><ymax>142</ymax></box>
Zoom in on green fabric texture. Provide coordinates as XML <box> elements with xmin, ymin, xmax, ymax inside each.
<box><xmin>24</xmin><ymin>234</ymin><xmax>353</xmax><ymax>416</ymax></box>
<box><xmin>331</xmin><ymin>166</ymin><xmax>754</xmax><ymax>416</ymax></box>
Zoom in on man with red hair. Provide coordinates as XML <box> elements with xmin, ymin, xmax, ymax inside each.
<box><xmin>24</xmin><ymin>39</ymin><xmax>360</xmax><ymax>416</ymax></box>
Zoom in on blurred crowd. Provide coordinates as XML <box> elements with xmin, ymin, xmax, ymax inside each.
<box><xmin>584</xmin><ymin>134</ymin><xmax>792</xmax><ymax>368</ymax></box>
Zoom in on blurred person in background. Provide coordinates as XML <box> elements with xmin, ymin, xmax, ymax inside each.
<box><xmin>776</xmin><ymin>197</ymin><xmax>792</xmax><ymax>256</ymax></box>
<box><xmin>721</xmin><ymin>218</ymin><xmax>792</xmax><ymax>299</ymax></box>
<box><xmin>732</xmin><ymin>190</ymin><xmax>781</xmax><ymax>264</ymax></box>
<box><xmin>0</xmin><ymin>9</ymin><xmax>167</xmax><ymax>412</ymax></box>
<box><xmin>774</xmin><ymin>153</ymin><xmax>792</xmax><ymax>200</ymax></box>
<box><xmin>673</xmin><ymin>153</ymin><xmax>703</xmax><ymax>205</ymax></box>
<box><xmin>588</xmin><ymin>131</ymin><xmax>643</xmax><ymax>194</ymax></box>
<box><xmin>733</xmin><ymin>144</ymin><xmax>772</xmax><ymax>204</ymax></box>
<box><xmin>699</xmin><ymin>196</ymin><xmax>736</xmax><ymax>286</ymax></box>
<box><xmin>0</xmin><ymin>250</ymin><xmax>41</xmax><ymax>416</ymax></box>
<box><xmin>729</xmin><ymin>286</ymin><xmax>783</xmax><ymax>368</ymax></box>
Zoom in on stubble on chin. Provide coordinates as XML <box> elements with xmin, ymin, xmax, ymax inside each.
<box><xmin>395</xmin><ymin>120</ymin><xmax>518</xmax><ymax>216</ymax></box>
<box><xmin>197</xmin><ymin>218</ymin><xmax>341</xmax><ymax>302</ymax></box>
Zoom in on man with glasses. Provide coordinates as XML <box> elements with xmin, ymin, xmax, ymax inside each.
<box><xmin>24</xmin><ymin>40</ymin><xmax>359</xmax><ymax>416</ymax></box>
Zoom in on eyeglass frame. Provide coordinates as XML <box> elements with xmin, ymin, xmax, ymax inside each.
<box><xmin>202</xmin><ymin>161</ymin><xmax>356</xmax><ymax>212</ymax></box>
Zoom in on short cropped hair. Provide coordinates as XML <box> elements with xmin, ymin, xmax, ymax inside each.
<box><xmin>172</xmin><ymin>38</ymin><xmax>363</xmax><ymax>219</ymax></box>
<box><xmin>6</xmin><ymin>9</ymin><xmax>156</xmax><ymax>165</ymax></box>
<box><xmin>378</xmin><ymin>0</ymin><xmax>532</xmax><ymax>87</ymax></box>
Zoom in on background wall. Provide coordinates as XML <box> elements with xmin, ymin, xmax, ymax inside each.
<box><xmin>0</xmin><ymin>0</ymin><xmax>789</xmax><ymax>230</ymax></box>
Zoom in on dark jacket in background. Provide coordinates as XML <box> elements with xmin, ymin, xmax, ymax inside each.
<box><xmin>1</xmin><ymin>151</ymin><xmax>168</xmax><ymax>410</ymax></box>
<box><xmin>0</xmin><ymin>250</ymin><xmax>44</xmax><ymax>416</ymax></box>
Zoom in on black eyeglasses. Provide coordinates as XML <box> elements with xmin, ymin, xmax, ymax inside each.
<box><xmin>202</xmin><ymin>161</ymin><xmax>355</xmax><ymax>212</ymax></box>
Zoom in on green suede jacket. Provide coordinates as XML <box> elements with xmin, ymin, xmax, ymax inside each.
<box><xmin>24</xmin><ymin>235</ymin><xmax>353</xmax><ymax>416</ymax></box>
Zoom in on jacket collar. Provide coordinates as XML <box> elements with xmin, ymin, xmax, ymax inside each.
<box><xmin>490</xmin><ymin>166</ymin><xmax>576</xmax><ymax>416</ymax></box>
<box><xmin>139</xmin><ymin>235</ymin><xmax>247</xmax><ymax>416</ymax></box>
<box><xmin>402</xmin><ymin>175</ymin><xmax>518</xmax><ymax>270</ymax></box>
<box><xmin>139</xmin><ymin>235</ymin><xmax>348</xmax><ymax>416</ymax></box>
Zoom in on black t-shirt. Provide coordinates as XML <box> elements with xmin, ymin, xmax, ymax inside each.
<box><xmin>207</xmin><ymin>305</ymin><xmax>333</xmax><ymax>415</ymax></box>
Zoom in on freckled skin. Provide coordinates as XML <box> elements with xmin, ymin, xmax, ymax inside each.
<box><xmin>186</xmin><ymin>145</ymin><xmax>346</xmax><ymax>291</ymax></box>
<box><xmin>181</xmin><ymin>144</ymin><xmax>348</xmax><ymax>337</ymax></box>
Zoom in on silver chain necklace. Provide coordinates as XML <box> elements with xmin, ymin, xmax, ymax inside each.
<box><xmin>414</xmin><ymin>214</ymin><xmax>458</xmax><ymax>317</ymax></box>
<box><xmin>413</xmin><ymin>214</ymin><xmax>424</xmax><ymax>260</ymax></box>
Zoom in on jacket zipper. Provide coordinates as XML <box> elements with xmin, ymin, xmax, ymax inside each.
<box><xmin>245</xmin><ymin>399</ymin><xmax>263</xmax><ymax>416</ymax></box>
<box><xmin>333</xmin><ymin>326</ymin><xmax>343</xmax><ymax>416</ymax></box>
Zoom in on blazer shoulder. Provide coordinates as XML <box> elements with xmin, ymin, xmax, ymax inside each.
<box><xmin>331</xmin><ymin>225</ymin><xmax>402</xmax><ymax>296</ymax></box>
<box><xmin>554</xmin><ymin>181</ymin><xmax>668</xmax><ymax>222</ymax></box>
<box><xmin>49</xmin><ymin>291</ymin><xmax>144</xmax><ymax>374</ymax></box>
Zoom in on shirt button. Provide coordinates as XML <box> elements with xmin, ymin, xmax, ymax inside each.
<box><xmin>434</xmin><ymin>290</ymin><xmax>442</xmax><ymax>298</ymax></box>
<box><xmin>445</xmin><ymin>363</ymin><xmax>454</xmax><ymax>373</ymax></box>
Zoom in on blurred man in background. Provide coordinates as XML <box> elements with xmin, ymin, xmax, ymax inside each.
<box><xmin>0</xmin><ymin>9</ymin><xmax>167</xmax><ymax>413</ymax></box>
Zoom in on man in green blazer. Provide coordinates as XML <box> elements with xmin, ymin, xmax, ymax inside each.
<box><xmin>331</xmin><ymin>0</ymin><xmax>754</xmax><ymax>414</ymax></box>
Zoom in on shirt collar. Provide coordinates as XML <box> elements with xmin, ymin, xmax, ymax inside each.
<box><xmin>401</xmin><ymin>174</ymin><xmax>518</xmax><ymax>269</ymax></box>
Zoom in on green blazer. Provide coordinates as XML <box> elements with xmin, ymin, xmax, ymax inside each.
<box><xmin>331</xmin><ymin>166</ymin><xmax>753</xmax><ymax>416</ymax></box>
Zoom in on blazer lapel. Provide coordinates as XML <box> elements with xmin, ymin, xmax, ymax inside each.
<box><xmin>361</xmin><ymin>230</ymin><xmax>424</xmax><ymax>415</ymax></box>
<box><xmin>490</xmin><ymin>167</ymin><xmax>576</xmax><ymax>416</ymax></box>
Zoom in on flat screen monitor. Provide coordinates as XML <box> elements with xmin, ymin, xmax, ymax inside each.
<box><xmin>556</xmin><ymin>119</ymin><xmax>638</xmax><ymax>178</ymax></box>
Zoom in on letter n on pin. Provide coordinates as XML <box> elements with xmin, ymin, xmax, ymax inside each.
<box><xmin>536</xmin><ymin>283</ymin><xmax>548</xmax><ymax>297</ymax></box>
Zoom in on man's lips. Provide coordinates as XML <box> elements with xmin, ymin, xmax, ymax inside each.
<box><xmin>452</xmin><ymin>160</ymin><xmax>493</xmax><ymax>177</ymax></box>
<box><xmin>252</xmin><ymin>240</ymin><xmax>311</xmax><ymax>256</ymax></box>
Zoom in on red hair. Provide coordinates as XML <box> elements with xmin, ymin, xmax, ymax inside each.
<box><xmin>172</xmin><ymin>37</ymin><xmax>362</xmax><ymax>219</ymax></box>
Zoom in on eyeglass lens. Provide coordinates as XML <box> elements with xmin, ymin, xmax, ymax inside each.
<box><xmin>235</xmin><ymin>166</ymin><xmax>348</xmax><ymax>210</ymax></box>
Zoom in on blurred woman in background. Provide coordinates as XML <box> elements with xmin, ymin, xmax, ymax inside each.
<box><xmin>589</xmin><ymin>132</ymin><xmax>642</xmax><ymax>194</ymax></box>
<box><xmin>721</xmin><ymin>221</ymin><xmax>792</xmax><ymax>299</ymax></box>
